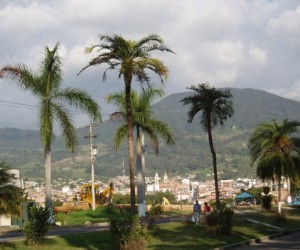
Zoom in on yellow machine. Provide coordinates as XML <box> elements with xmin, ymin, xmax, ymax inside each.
<box><xmin>162</xmin><ymin>197</ymin><xmax>171</xmax><ymax>206</ymax></box>
<box><xmin>79</xmin><ymin>182</ymin><xmax>114</xmax><ymax>206</ymax></box>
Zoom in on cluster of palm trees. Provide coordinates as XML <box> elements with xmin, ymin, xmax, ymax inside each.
<box><xmin>0</xmin><ymin>34</ymin><xmax>176</xmax><ymax>214</ymax></box>
<box><xmin>249</xmin><ymin>119</ymin><xmax>300</xmax><ymax>212</ymax></box>
<box><xmin>1</xmin><ymin>33</ymin><xmax>300</xmax><ymax>216</ymax></box>
<box><xmin>107</xmin><ymin>87</ymin><xmax>175</xmax><ymax>216</ymax></box>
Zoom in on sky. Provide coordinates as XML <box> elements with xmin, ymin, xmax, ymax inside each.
<box><xmin>1</xmin><ymin>0</ymin><xmax>300</xmax><ymax>131</ymax></box>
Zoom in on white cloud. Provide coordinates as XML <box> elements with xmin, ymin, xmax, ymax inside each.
<box><xmin>1</xmin><ymin>0</ymin><xmax>300</xmax><ymax>129</ymax></box>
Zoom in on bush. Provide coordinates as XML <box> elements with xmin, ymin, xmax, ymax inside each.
<box><xmin>274</xmin><ymin>209</ymin><xmax>287</xmax><ymax>223</ymax></box>
<box><xmin>109</xmin><ymin>215</ymin><xmax>149</xmax><ymax>250</ymax></box>
<box><xmin>261</xmin><ymin>195</ymin><xmax>273</xmax><ymax>210</ymax></box>
<box><xmin>206</xmin><ymin>201</ymin><xmax>234</xmax><ymax>234</ymax></box>
<box><xmin>54</xmin><ymin>212</ymin><xmax>67</xmax><ymax>225</ymax></box>
<box><xmin>219</xmin><ymin>207</ymin><xmax>234</xmax><ymax>234</ymax></box>
<box><xmin>24</xmin><ymin>205</ymin><xmax>51</xmax><ymax>246</ymax></box>
<box><xmin>150</xmin><ymin>205</ymin><xmax>163</xmax><ymax>217</ymax></box>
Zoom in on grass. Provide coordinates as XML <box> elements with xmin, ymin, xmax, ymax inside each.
<box><xmin>1</xmin><ymin>206</ymin><xmax>299</xmax><ymax>249</ymax></box>
<box><xmin>55</xmin><ymin>205</ymin><xmax>131</xmax><ymax>225</ymax></box>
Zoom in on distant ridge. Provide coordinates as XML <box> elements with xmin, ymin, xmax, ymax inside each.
<box><xmin>1</xmin><ymin>87</ymin><xmax>300</xmax><ymax>180</ymax></box>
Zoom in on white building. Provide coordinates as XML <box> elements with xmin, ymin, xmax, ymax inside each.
<box><xmin>0</xmin><ymin>169</ymin><xmax>24</xmax><ymax>227</ymax></box>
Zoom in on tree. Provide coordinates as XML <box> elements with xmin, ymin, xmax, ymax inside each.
<box><xmin>0</xmin><ymin>43</ymin><xmax>101</xmax><ymax>208</ymax></box>
<box><xmin>0</xmin><ymin>162</ymin><xmax>24</xmax><ymax>217</ymax></box>
<box><xmin>248</xmin><ymin>119</ymin><xmax>300</xmax><ymax>212</ymax></box>
<box><xmin>78</xmin><ymin>34</ymin><xmax>174</xmax><ymax>213</ymax></box>
<box><xmin>181</xmin><ymin>83</ymin><xmax>234</xmax><ymax>208</ymax></box>
<box><xmin>107</xmin><ymin>86</ymin><xmax>175</xmax><ymax>216</ymax></box>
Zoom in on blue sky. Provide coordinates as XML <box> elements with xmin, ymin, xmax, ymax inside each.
<box><xmin>1</xmin><ymin>0</ymin><xmax>300</xmax><ymax>130</ymax></box>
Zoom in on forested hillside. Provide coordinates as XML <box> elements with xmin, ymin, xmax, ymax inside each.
<box><xmin>1</xmin><ymin>88</ymin><xmax>300</xmax><ymax>181</ymax></box>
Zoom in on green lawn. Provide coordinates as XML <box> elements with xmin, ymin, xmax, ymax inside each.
<box><xmin>1</xmin><ymin>206</ymin><xmax>299</xmax><ymax>250</ymax></box>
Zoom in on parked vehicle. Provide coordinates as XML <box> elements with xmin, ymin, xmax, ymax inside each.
<box><xmin>292</xmin><ymin>196</ymin><xmax>300</xmax><ymax>207</ymax></box>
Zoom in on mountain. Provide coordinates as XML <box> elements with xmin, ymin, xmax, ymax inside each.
<box><xmin>1</xmin><ymin>88</ymin><xmax>300</xmax><ymax>181</ymax></box>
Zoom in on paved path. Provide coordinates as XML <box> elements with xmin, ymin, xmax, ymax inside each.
<box><xmin>231</xmin><ymin>230</ymin><xmax>300</xmax><ymax>250</ymax></box>
<box><xmin>0</xmin><ymin>223</ymin><xmax>109</xmax><ymax>242</ymax></box>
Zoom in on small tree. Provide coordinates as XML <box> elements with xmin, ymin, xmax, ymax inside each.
<box><xmin>109</xmin><ymin>215</ymin><xmax>149</xmax><ymax>250</ymax></box>
<box><xmin>24</xmin><ymin>205</ymin><xmax>51</xmax><ymax>246</ymax></box>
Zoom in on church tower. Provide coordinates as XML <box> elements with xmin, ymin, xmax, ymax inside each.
<box><xmin>154</xmin><ymin>172</ymin><xmax>160</xmax><ymax>191</ymax></box>
<box><xmin>163</xmin><ymin>171</ymin><xmax>168</xmax><ymax>182</ymax></box>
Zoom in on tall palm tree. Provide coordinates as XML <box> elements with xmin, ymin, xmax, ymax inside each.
<box><xmin>78</xmin><ymin>34</ymin><xmax>174</xmax><ymax>212</ymax></box>
<box><xmin>0</xmin><ymin>162</ymin><xmax>24</xmax><ymax>217</ymax></box>
<box><xmin>248</xmin><ymin>119</ymin><xmax>300</xmax><ymax>211</ymax></box>
<box><xmin>0</xmin><ymin>43</ymin><xmax>101</xmax><ymax>208</ymax></box>
<box><xmin>181</xmin><ymin>83</ymin><xmax>234</xmax><ymax>208</ymax></box>
<box><xmin>107</xmin><ymin>87</ymin><xmax>175</xmax><ymax>216</ymax></box>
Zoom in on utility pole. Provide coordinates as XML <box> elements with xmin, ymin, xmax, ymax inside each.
<box><xmin>85</xmin><ymin>122</ymin><xmax>97</xmax><ymax>211</ymax></box>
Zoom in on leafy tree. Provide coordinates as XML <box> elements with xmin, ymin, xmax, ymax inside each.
<box><xmin>181</xmin><ymin>83</ymin><xmax>234</xmax><ymax>208</ymax></box>
<box><xmin>248</xmin><ymin>119</ymin><xmax>300</xmax><ymax>211</ymax></box>
<box><xmin>24</xmin><ymin>205</ymin><xmax>51</xmax><ymax>246</ymax></box>
<box><xmin>78</xmin><ymin>34</ymin><xmax>174</xmax><ymax>213</ymax></box>
<box><xmin>0</xmin><ymin>162</ymin><xmax>24</xmax><ymax>216</ymax></box>
<box><xmin>107</xmin><ymin>87</ymin><xmax>175</xmax><ymax>216</ymax></box>
<box><xmin>0</xmin><ymin>43</ymin><xmax>101</xmax><ymax>208</ymax></box>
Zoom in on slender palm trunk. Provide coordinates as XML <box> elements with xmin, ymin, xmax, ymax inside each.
<box><xmin>125</xmin><ymin>79</ymin><xmax>136</xmax><ymax>214</ymax></box>
<box><xmin>141</xmin><ymin>132</ymin><xmax>146</xmax><ymax>213</ymax></box>
<box><xmin>45</xmin><ymin>149</ymin><xmax>52</xmax><ymax>208</ymax></box>
<box><xmin>136</xmin><ymin>127</ymin><xmax>145</xmax><ymax>217</ymax></box>
<box><xmin>207</xmin><ymin>124</ymin><xmax>220</xmax><ymax>209</ymax></box>
<box><xmin>278</xmin><ymin>177</ymin><xmax>282</xmax><ymax>213</ymax></box>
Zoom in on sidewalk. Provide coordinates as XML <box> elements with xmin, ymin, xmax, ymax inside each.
<box><xmin>0</xmin><ymin>222</ymin><xmax>109</xmax><ymax>242</ymax></box>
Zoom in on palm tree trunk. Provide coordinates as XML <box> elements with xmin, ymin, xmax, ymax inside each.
<box><xmin>136</xmin><ymin>127</ymin><xmax>146</xmax><ymax>217</ymax></box>
<box><xmin>125</xmin><ymin>80</ymin><xmax>136</xmax><ymax>214</ymax></box>
<box><xmin>141</xmin><ymin>132</ymin><xmax>146</xmax><ymax>214</ymax></box>
<box><xmin>278</xmin><ymin>177</ymin><xmax>282</xmax><ymax>214</ymax></box>
<box><xmin>45</xmin><ymin>149</ymin><xmax>52</xmax><ymax>208</ymax></box>
<box><xmin>207</xmin><ymin>125</ymin><xmax>220</xmax><ymax>209</ymax></box>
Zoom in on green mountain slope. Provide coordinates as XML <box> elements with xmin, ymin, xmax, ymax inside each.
<box><xmin>1</xmin><ymin>88</ymin><xmax>300</xmax><ymax>181</ymax></box>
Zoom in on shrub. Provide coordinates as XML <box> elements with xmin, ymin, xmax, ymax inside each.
<box><xmin>109</xmin><ymin>215</ymin><xmax>149</xmax><ymax>250</ymax></box>
<box><xmin>24</xmin><ymin>205</ymin><xmax>51</xmax><ymax>246</ymax></box>
<box><xmin>54</xmin><ymin>212</ymin><xmax>67</xmax><ymax>225</ymax></box>
<box><xmin>206</xmin><ymin>201</ymin><xmax>234</xmax><ymax>234</ymax></box>
<box><xmin>261</xmin><ymin>195</ymin><xmax>273</xmax><ymax>210</ymax></box>
<box><xmin>219</xmin><ymin>207</ymin><xmax>234</xmax><ymax>234</ymax></box>
<box><xmin>274</xmin><ymin>209</ymin><xmax>287</xmax><ymax>223</ymax></box>
<box><xmin>150</xmin><ymin>204</ymin><xmax>163</xmax><ymax>217</ymax></box>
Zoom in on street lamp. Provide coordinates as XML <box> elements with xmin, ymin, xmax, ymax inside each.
<box><xmin>91</xmin><ymin>145</ymin><xmax>98</xmax><ymax>211</ymax></box>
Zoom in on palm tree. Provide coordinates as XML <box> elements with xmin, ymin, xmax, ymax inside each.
<box><xmin>248</xmin><ymin>119</ymin><xmax>300</xmax><ymax>211</ymax></box>
<box><xmin>0</xmin><ymin>43</ymin><xmax>101</xmax><ymax>208</ymax></box>
<box><xmin>107</xmin><ymin>87</ymin><xmax>175</xmax><ymax>216</ymax></box>
<box><xmin>0</xmin><ymin>162</ymin><xmax>24</xmax><ymax>218</ymax></box>
<box><xmin>181</xmin><ymin>83</ymin><xmax>234</xmax><ymax>208</ymax></box>
<box><xmin>78</xmin><ymin>34</ymin><xmax>174</xmax><ymax>212</ymax></box>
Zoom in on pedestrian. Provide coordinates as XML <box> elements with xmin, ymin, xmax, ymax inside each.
<box><xmin>203</xmin><ymin>202</ymin><xmax>211</xmax><ymax>224</ymax></box>
<box><xmin>76</xmin><ymin>192</ymin><xmax>81</xmax><ymax>205</ymax></box>
<box><xmin>193</xmin><ymin>200</ymin><xmax>201</xmax><ymax>226</ymax></box>
<box><xmin>204</xmin><ymin>202</ymin><xmax>211</xmax><ymax>215</ymax></box>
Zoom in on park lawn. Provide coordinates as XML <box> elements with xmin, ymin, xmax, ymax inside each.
<box><xmin>1</xmin><ymin>207</ymin><xmax>299</xmax><ymax>250</ymax></box>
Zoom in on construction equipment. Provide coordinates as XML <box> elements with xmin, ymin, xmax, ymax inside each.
<box><xmin>79</xmin><ymin>182</ymin><xmax>114</xmax><ymax>206</ymax></box>
<box><xmin>162</xmin><ymin>197</ymin><xmax>170</xmax><ymax>206</ymax></box>
<box><xmin>54</xmin><ymin>183</ymin><xmax>114</xmax><ymax>213</ymax></box>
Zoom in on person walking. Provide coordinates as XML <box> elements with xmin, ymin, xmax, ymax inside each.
<box><xmin>193</xmin><ymin>200</ymin><xmax>201</xmax><ymax>226</ymax></box>
<box><xmin>203</xmin><ymin>202</ymin><xmax>211</xmax><ymax>224</ymax></box>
